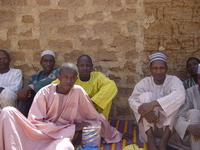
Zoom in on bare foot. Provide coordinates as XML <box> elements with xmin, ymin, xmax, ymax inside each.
<box><xmin>146</xmin><ymin>127</ymin><xmax>158</xmax><ymax>150</ymax></box>
<box><xmin>159</xmin><ymin>126</ymin><xmax>171</xmax><ymax>150</ymax></box>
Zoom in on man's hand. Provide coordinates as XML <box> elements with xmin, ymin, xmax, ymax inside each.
<box><xmin>138</xmin><ymin>103</ymin><xmax>154</xmax><ymax>117</ymax></box>
<box><xmin>122</xmin><ymin>133</ymin><xmax>133</xmax><ymax>140</ymax></box>
<box><xmin>187</xmin><ymin>124</ymin><xmax>200</xmax><ymax>138</ymax></box>
<box><xmin>193</xmin><ymin>136</ymin><xmax>200</xmax><ymax>142</ymax></box>
<box><xmin>138</xmin><ymin>101</ymin><xmax>160</xmax><ymax>117</ymax></box>
<box><xmin>143</xmin><ymin>111</ymin><xmax>159</xmax><ymax>123</ymax></box>
<box><xmin>17</xmin><ymin>86</ymin><xmax>32</xmax><ymax>101</ymax></box>
<box><xmin>75</xmin><ymin>122</ymin><xmax>91</xmax><ymax>132</ymax></box>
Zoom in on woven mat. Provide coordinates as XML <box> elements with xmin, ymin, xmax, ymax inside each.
<box><xmin>73</xmin><ymin>120</ymin><xmax>149</xmax><ymax>150</ymax></box>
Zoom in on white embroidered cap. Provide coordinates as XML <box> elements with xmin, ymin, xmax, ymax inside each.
<box><xmin>149</xmin><ymin>51</ymin><xmax>167</xmax><ymax>63</ymax></box>
<box><xmin>41</xmin><ymin>50</ymin><xmax>55</xmax><ymax>58</ymax></box>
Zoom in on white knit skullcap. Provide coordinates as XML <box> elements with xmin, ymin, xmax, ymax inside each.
<box><xmin>198</xmin><ymin>64</ymin><xmax>200</xmax><ymax>74</ymax></box>
<box><xmin>149</xmin><ymin>51</ymin><xmax>167</xmax><ymax>63</ymax></box>
<box><xmin>41</xmin><ymin>50</ymin><xmax>55</xmax><ymax>58</ymax></box>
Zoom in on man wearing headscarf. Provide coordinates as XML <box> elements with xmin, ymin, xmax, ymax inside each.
<box><xmin>174</xmin><ymin>64</ymin><xmax>200</xmax><ymax>150</ymax></box>
<box><xmin>18</xmin><ymin>50</ymin><xmax>59</xmax><ymax>117</ymax></box>
<box><xmin>128</xmin><ymin>51</ymin><xmax>185</xmax><ymax>150</ymax></box>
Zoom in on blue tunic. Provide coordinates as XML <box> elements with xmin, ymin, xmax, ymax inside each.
<box><xmin>28</xmin><ymin>68</ymin><xmax>59</xmax><ymax>92</ymax></box>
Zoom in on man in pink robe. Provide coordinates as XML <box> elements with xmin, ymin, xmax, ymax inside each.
<box><xmin>0</xmin><ymin>63</ymin><xmax>129</xmax><ymax>150</ymax></box>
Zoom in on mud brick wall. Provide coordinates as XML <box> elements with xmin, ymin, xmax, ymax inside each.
<box><xmin>0</xmin><ymin>0</ymin><xmax>199</xmax><ymax>120</ymax></box>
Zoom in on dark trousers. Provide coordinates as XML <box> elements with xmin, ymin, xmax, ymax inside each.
<box><xmin>18</xmin><ymin>90</ymin><xmax>36</xmax><ymax>117</ymax></box>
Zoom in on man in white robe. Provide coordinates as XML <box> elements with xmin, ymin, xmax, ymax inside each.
<box><xmin>0</xmin><ymin>49</ymin><xmax>22</xmax><ymax>110</ymax></box>
<box><xmin>128</xmin><ymin>51</ymin><xmax>185</xmax><ymax>150</ymax></box>
<box><xmin>0</xmin><ymin>63</ymin><xmax>131</xmax><ymax>150</ymax></box>
<box><xmin>174</xmin><ymin>64</ymin><xmax>200</xmax><ymax>150</ymax></box>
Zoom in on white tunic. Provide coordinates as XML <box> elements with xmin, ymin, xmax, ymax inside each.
<box><xmin>174</xmin><ymin>85</ymin><xmax>200</xmax><ymax>150</ymax></box>
<box><xmin>0</xmin><ymin>68</ymin><xmax>22</xmax><ymax>109</ymax></box>
<box><xmin>128</xmin><ymin>75</ymin><xmax>185</xmax><ymax>142</ymax></box>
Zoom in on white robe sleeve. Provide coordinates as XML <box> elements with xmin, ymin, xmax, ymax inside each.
<box><xmin>174</xmin><ymin>88</ymin><xmax>194</xmax><ymax>140</ymax></box>
<box><xmin>157</xmin><ymin>76</ymin><xmax>185</xmax><ymax>117</ymax></box>
<box><xmin>128</xmin><ymin>78</ymin><xmax>150</xmax><ymax>122</ymax></box>
<box><xmin>1</xmin><ymin>69</ymin><xmax>22</xmax><ymax>93</ymax></box>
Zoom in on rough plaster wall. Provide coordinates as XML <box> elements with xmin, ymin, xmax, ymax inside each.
<box><xmin>143</xmin><ymin>0</ymin><xmax>200</xmax><ymax>79</ymax></box>
<box><xmin>0</xmin><ymin>0</ymin><xmax>199</xmax><ymax>120</ymax></box>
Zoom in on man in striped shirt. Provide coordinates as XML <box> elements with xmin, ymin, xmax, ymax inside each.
<box><xmin>183</xmin><ymin>57</ymin><xmax>200</xmax><ymax>89</ymax></box>
<box><xmin>0</xmin><ymin>49</ymin><xmax>22</xmax><ymax>110</ymax></box>
<box><xmin>52</xmin><ymin>54</ymin><xmax>118</xmax><ymax>119</ymax></box>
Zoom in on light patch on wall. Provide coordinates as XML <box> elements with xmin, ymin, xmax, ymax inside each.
<box><xmin>143</xmin><ymin>15</ymin><xmax>156</xmax><ymax>29</ymax></box>
<box><xmin>159</xmin><ymin>45</ymin><xmax>165</xmax><ymax>51</ymax></box>
<box><xmin>0</xmin><ymin>28</ymin><xmax>7</xmax><ymax>40</ymax></box>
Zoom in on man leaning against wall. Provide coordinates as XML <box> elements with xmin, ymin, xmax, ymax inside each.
<box><xmin>0</xmin><ymin>49</ymin><xmax>22</xmax><ymax>111</ymax></box>
<box><xmin>128</xmin><ymin>51</ymin><xmax>185</xmax><ymax>150</ymax></box>
<box><xmin>17</xmin><ymin>50</ymin><xmax>59</xmax><ymax>117</ymax></box>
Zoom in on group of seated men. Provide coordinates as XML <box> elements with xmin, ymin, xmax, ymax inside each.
<box><xmin>129</xmin><ymin>52</ymin><xmax>200</xmax><ymax>150</ymax></box>
<box><xmin>0</xmin><ymin>49</ymin><xmax>199</xmax><ymax>150</ymax></box>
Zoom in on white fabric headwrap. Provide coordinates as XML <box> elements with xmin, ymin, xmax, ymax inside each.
<box><xmin>41</xmin><ymin>50</ymin><xmax>55</xmax><ymax>58</ymax></box>
<box><xmin>149</xmin><ymin>51</ymin><xmax>167</xmax><ymax>63</ymax></box>
<box><xmin>198</xmin><ymin>64</ymin><xmax>200</xmax><ymax>74</ymax></box>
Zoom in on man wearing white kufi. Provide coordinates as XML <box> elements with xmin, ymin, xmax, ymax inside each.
<box><xmin>18</xmin><ymin>50</ymin><xmax>59</xmax><ymax>117</ymax></box>
<box><xmin>41</xmin><ymin>50</ymin><xmax>55</xmax><ymax>58</ymax></box>
<box><xmin>128</xmin><ymin>51</ymin><xmax>185</xmax><ymax>150</ymax></box>
<box><xmin>174</xmin><ymin>64</ymin><xmax>200</xmax><ymax>150</ymax></box>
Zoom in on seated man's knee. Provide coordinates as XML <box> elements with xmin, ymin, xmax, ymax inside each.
<box><xmin>186</xmin><ymin>109</ymin><xmax>200</xmax><ymax>122</ymax></box>
<box><xmin>138</xmin><ymin>92</ymin><xmax>154</xmax><ymax>103</ymax></box>
<box><xmin>1</xmin><ymin>106</ymin><xmax>17</xmax><ymax>115</ymax></box>
<box><xmin>0</xmin><ymin>89</ymin><xmax>16</xmax><ymax>101</ymax></box>
<box><xmin>0</xmin><ymin>89</ymin><xmax>17</xmax><ymax>108</ymax></box>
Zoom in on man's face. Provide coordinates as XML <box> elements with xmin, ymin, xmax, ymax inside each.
<box><xmin>77</xmin><ymin>57</ymin><xmax>93</xmax><ymax>78</ymax></box>
<box><xmin>58</xmin><ymin>69</ymin><xmax>78</xmax><ymax>93</ymax></box>
<box><xmin>40</xmin><ymin>55</ymin><xmax>55</xmax><ymax>74</ymax></box>
<box><xmin>187</xmin><ymin>59</ymin><xmax>199</xmax><ymax>76</ymax></box>
<box><xmin>150</xmin><ymin>60</ymin><xmax>168</xmax><ymax>85</ymax></box>
<box><xmin>0</xmin><ymin>51</ymin><xmax>10</xmax><ymax>70</ymax></box>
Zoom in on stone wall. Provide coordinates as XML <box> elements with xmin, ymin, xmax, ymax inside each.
<box><xmin>0</xmin><ymin>0</ymin><xmax>199</xmax><ymax>120</ymax></box>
